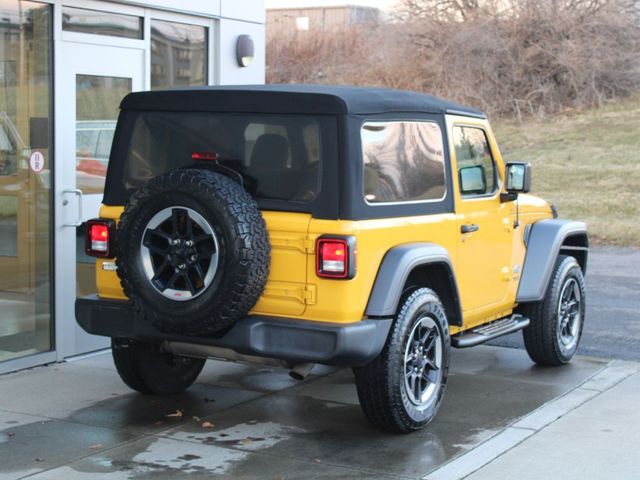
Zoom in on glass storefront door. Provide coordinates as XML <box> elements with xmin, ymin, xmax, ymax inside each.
<box><xmin>0</xmin><ymin>1</ymin><xmax>53</xmax><ymax>366</ymax></box>
<box><xmin>56</xmin><ymin>41</ymin><xmax>143</xmax><ymax>358</ymax></box>
<box><xmin>0</xmin><ymin>2</ymin><xmax>213</xmax><ymax>371</ymax></box>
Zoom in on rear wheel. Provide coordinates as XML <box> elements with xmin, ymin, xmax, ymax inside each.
<box><xmin>112</xmin><ymin>339</ymin><xmax>205</xmax><ymax>395</ymax></box>
<box><xmin>521</xmin><ymin>255</ymin><xmax>586</xmax><ymax>366</ymax></box>
<box><xmin>354</xmin><ymin>288</ymin><xmax>450</xmax><ymax>433</ymax></box>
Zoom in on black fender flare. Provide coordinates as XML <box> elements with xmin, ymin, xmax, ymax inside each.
<box><xmin>365</xmin><ymin>243</ymin><xmax>462</xmax><ymax>325</ymax></box>
<box><xmin>517</xmin><ymin>219</ymin><xmax>588</xmax><ymax>302</ymax></box>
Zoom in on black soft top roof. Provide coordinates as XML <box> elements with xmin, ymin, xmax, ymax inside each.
<box><xmin>120</xmin><ymin>84</ymin><xmax>485</xmax><ymax>118</ymax></box>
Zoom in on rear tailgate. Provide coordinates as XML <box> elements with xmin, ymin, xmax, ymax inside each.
<box><xmin>250</xmin><ymin>211</ymin><xmax>314</xmax><ymax>317</ymax></box>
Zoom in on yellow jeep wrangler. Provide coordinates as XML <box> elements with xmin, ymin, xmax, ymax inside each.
<box><xmin>76</xmin><ymin>85</ymin><xmax>588</xmax><ymax>433</ymax></box>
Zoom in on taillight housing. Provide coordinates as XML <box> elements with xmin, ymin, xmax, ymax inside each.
<box><xmin>316</xmin><ymin>235</ymin><xmax>356</xmax><ymax>279</ymax></box>
<box><xmin>84</xmin><ymin>219</ymin><xmax>116</xmax><ymax>258</ymax></box>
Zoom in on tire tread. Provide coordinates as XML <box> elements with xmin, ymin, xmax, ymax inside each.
<box><xmin>354</xmin><ymin>288</ymin><xmax>450</xmax><ymax>433</ymax></box>
<box><xmin>521</xmin><ymin>255</ymin><xmax>585</xmax><ymax>366</ymax></box>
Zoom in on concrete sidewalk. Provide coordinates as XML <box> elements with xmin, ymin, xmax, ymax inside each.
<box><xmin>0</xmin><ymin>346</ymin><xmax>637</xmax><ymax>479</ymax></box>
<box><xmin>427</xmin><ymin>360</ymin><xmax>640</xmax><ymax>480</ymax></box>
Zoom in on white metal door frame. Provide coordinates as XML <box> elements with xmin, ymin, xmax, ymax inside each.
<box><xmin>48</xmin><ymin>0</ymin><xmax>217</xmax><ymax>361</ymax></box>
<box><xmin>53</xmin><ymin>40</ymin><xmax>144</xmax><ymax>360</ymax></box>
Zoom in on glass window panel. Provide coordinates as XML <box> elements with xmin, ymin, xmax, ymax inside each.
<box><xmin>62</xmin><ymin>6</ymin><xmax>142</xmax><ymax>39</ymax></box>
<box><xmin>151</xmin><ymin>20</ymin><xmax>207</xmax><ymax>89</ymax></box>
<box><xmin>0</xmin><ymin>195</ymin><xmax>17</xmax><ymax>256</ymax></box>
<box><xmin>0</xmin><ymin>1</ymin><xmax>52</xmax><ymax>363</ymax></box>
<box><xmin>118</xmin><ymin>111</ymin><xmax>320</xmax><ymax>202</ymax></box>
<box><xmin>0</xmin><ymin>113</ymin><xmax>20</xmax><ymax>176</ymax></box>
<box><xmin>76</xmin><ymin>76</ymin><xmax>130</xmax><ymax>194</ymax></box>
<box><xmin>453</xmin><ymin>126</ymin><xmax>497</xmax><ymax>196</ymax></box>
<box><xmin>361</xmin><ymin>121</ymin><xmax>446</xmax><ymax>203</ymax></box>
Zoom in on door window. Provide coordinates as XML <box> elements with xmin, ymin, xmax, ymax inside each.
<box><xmin>75</xmin><ymin>75</ymin><xmax>130</xmax><ymax>301</ymax></box>
<box><xmin>453</xmin><ymin>126</ymin><xmax>497</xmax><ymax>197</ymax></box>
<box><xmin>75</xmin><ymin>75</ymin><xmax>130</xmax><ymax>194</ymax></box>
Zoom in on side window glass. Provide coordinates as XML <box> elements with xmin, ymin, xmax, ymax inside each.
<box><xmin>361</xmin><ymin>121</ymin><xmax>446</xmax><ymax>203</ymax></box>
<box><xmin>453</xmin><ymin>126</ymin><xmax>497</xmax><ymax>196</ymax></box>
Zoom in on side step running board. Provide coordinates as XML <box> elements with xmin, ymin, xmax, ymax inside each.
<box><xmin>451</xmin><ymin>314</ymin><xmax>530</xmax><ymax>348</ymax></box>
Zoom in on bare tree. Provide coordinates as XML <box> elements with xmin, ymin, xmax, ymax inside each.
<box><xmin>267</xmin><ymin>0</ymin><xmax>640</xmax><ymax>117</ymax></box>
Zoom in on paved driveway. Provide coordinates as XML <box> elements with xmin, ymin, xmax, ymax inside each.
<box><xmin>490</xmin><ymin>247</ymin><xmax>640</xmax><ymax>361</ymax></box>
<box><xmin>0</xmin><ymin>347</ymin><xmax>607</xmax><ymax>479</ymax></box>
<box><xmin>1</xmin><ymin>247</ymin><xmax>637</xmax><ymax>479</ymax></box>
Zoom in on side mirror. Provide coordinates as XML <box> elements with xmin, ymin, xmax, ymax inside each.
<box><xmin>505</xmin><ymin>162</ymin><xmax>531</xmax><ymax>193</ymax></box>
<box><xmin>459</xmin><ymin>165</ymin><xmax>486</xmax><ymax>195</ymax></box>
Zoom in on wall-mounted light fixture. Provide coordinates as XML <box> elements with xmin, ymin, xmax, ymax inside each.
<box><xmin>236</xmin><ymin>35</ymin><xmax>254</xmax><ymax>68</ymax></box>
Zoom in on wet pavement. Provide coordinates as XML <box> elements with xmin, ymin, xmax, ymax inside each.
<box><xmin>0</xmin><ymin>346</ymin><xmax>610</xmax><ymax>479</ymax></box>
<box><xmin>490</xmin><ymin>246</ymin><xmax>640</xmax><ymax>361</ymax></box>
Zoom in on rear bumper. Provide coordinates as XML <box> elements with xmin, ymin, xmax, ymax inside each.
<box><xmin>75</xmin><ymin>295</ymin><xmax>392</xmax><ymax>366</ymax></box>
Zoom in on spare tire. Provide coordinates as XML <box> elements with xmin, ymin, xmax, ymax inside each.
<box><xmin>116</xmin><ymin>168</ymin><xmax>270</xmax><ymax>335</ymax></box>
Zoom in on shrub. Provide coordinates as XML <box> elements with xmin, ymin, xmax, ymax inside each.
<box><xmin>266</xmin><ymin>0</ymin><xmax>640</xmax><ymax>117</ymax></box>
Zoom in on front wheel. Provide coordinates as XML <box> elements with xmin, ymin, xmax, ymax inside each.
<box><xmin>354</xmin><ymin>288</ymin><xmax>450</xmax><ymax>433</ymax></box>
<box><xmin>521</xmin><ymin>255</ymin><xmax>586</xmax><ymax>366</ymax></box>
<box><xmin>112</xmin><ymin>339</ymin><xmax>205</xmax><ymax>395</ymax></box>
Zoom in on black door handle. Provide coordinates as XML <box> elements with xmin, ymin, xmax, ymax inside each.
<box><xmin>461</xmin><ymin>224</ymin><xmax>479</xmax><ymax>234</ymax></box>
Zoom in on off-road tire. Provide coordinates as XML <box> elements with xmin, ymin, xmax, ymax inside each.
<box><xmin>116</xmin><ymin>169</ymin><xmax>270</xmax><ymax>335</ymax></box>
<box><xmin>521</xmin><ymin>255</ymin><xmax>586</xmax><ymax>366</ymax></box>
<box><xmin>354</xmin><ymin>288</ymin><xmax>450</xmax><ymax>433</ymax></box>
<box><xmin>111</xmin><ymin>338</ymin><xmax>205</xmax><ymax>395</ymax></box>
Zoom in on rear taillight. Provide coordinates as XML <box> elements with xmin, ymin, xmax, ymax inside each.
<box><xmin>316</xmin><ymin>236</ymin><xmax>356</xmax><ymax>279</ymax></box>
<box><xmin>84</xmin><ymin>219</ymin><xmax>116</xmax><ymax>258</ymax></box>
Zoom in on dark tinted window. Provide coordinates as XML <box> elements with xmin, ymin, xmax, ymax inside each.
<box><xmin>361</xmin><ymin>121</ymin><xmax>446</xmax><ymax>203</ymax></box>
<box><xmin>122</xmin><ymin>112</ymin><xmax>321</xmax><ymax>201</ymax></box>
<box><xmin>62</xmin><ymin>7</ymin><xmax>142</xmax><ymax>39</ymax></box>
<box><xmin>453</xmin><ymin>126</ymin><xmax>497</xmax><ymax>196</ymax></box>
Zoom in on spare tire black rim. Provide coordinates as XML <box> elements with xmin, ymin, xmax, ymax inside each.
<box><xmin>140</xmin><ymin>206</ymin><xmax>219</xmax><ymax>301</ymax></box>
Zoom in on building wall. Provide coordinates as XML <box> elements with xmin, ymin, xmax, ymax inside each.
<box><xmin>218</xmin><ymin>17</ymin><xmax>265</xmax><ymax>84</ymax></box>
<box><xmin>114</xmin><ymin>0</ymin><xmax>266</xmax><ymax>23</ymax></box>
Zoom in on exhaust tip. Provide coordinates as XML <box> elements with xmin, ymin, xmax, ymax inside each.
<box><xmin>289</xmin><ymin>371</ymin><xmax>305</xmax><ymax>381</ymax></box>
<box><xmin>289</xmin><ymin>363</ymin><xmax>315</xmax><ymax>381</ymax></box>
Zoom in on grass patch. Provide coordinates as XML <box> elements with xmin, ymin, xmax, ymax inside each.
<box><xmin>494</xmin><ymin>96</ymin><xmax>640</xmax><ymax>246</ymax></box>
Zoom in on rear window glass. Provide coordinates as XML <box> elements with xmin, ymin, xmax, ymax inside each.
<box><xmin>120</xmin><ymin>112</ymin><xmax>321</xmax><ymax>202</ymax></box>
<box><xmin>361</xmin><ymin>121</ymin><xmax>446</xmax><ymax>203</ymax></box>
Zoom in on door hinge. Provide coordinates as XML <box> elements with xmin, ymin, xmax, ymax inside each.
<box><xmin>269</xmin><ymin>234</ymin><xmax>316</xmax><ymax>254</ymax></box>
<box><xmin>262</xmin><ymin>283</ymin><xmax>317</xmax><ymax>305</ymax></box>
<box><xmin>303</xmin><ymin>285</ymin><xmax>317</xmax><ymax>304</ymax></box>
<box><xmin>304</xmin><ymin>235</ymin><xmax>316</xmax><ymax>253</ymax></box>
